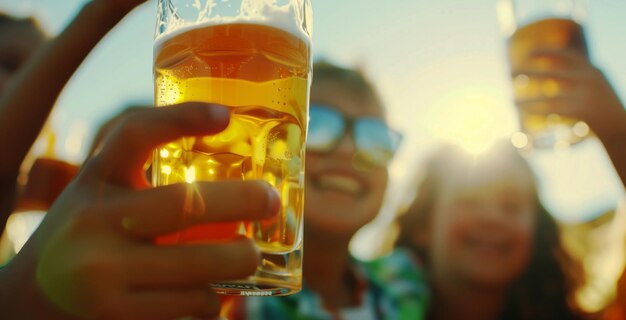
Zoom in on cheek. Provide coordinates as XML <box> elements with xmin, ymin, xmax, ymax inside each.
<box><xmin>362</xmin><ymin>168</ymin><xmax>388</xmax><ymax>216</ymax></box>
<box><xmin>497</xmin><ymin>212</ymin><xmax>536</xmax><ymax>280</ymax></box>
<box><xmin>368</xmin><ymin>168</ymin><xmax>387</xmax><ymax>196</ymax></box>
<box><xmin>510</xmin><ymin>208</ymin><xmax>536</xmax><ymax>249</ymax></box>
<box><xmin>305</xmin><ymin>152</ymin><xmax>322</xmax><ymax>172</ymax></box>
<box><xmin>430</xmin><ymin>208</ymin><xmax>471</xmax><ymax>260</ymax></box>
<box><xmin>511</xmin><ymin>218</ymin><xmax>535</xmax><ymax>260</ymax></box>
<box><xmin>437</xmin><ymin>207</ymin><xmax>472</xmax><ymax>239</ymax></box>
<box><xmin>304</xmin><ymin>153</ymin><xmax>322</xmax><ymax>184</ymax></box>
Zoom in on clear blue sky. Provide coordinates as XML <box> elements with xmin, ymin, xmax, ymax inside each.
<box><xmin>1</xmin><ymin>0</ymin><xmax>625</xmax><ymax>253</ymax></box>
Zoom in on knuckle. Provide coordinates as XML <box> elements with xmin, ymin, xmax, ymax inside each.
<box><xmin>114</xmin><ymin>114</ymin><xmax>147</xmax><ymax>144</ymax></box>
<box><xmin>111</xmin><ymin>112</ymin><xmax>140</xmax><ymax>140</ymax></box>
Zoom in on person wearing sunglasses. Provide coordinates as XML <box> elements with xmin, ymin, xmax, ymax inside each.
<box><xmin>228</xmin><ymin>61</ymin><xmax>427</xmax><ymax>320</ymax></box>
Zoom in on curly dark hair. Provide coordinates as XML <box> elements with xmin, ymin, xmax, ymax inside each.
<box><xmin>395</xmin><ymin>142</ymin><xmax>586</xmax><ymax>320</ymax></box>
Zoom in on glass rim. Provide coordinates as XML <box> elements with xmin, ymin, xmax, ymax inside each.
<box><xmin>497</xmin><ymin>0</ymin><xmax>588</xmax><ymax>37</ymax></box>
<box><xmin>155</xmin><ymin>0</ymin><xmax>313</xmax><ymax>42</ymax></box>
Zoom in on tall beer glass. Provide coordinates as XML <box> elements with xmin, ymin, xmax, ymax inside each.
<box><xmin>153</xmin><ymin>0</ymin><xmax>312</xmax><ymax>296</ymax></box>
<box><xmin>498</xmin><ymin>0</ymin><xmax>590</xmax><ymax>150</ymax></box>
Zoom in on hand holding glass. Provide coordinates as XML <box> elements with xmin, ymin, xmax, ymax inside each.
<box><xmin>499</xmin><ymin>0</ymin><xmax>591</xmax><ymax>150</ymax></box>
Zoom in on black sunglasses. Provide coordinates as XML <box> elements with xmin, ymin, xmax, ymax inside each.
<box><xmin>307</xmin><ymin>103</ymin><xmax>402</xmax><ymax>167</ymax></box>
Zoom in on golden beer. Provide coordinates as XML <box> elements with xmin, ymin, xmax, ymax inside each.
<box><xmin>508</xmin><ymin>18</ymin><xmax>590</xmax><ymax>147</ymax></box>
<box><xmin>153</xmin><ymin>23</ymin><xmax>310</xmax><ymax>295</ymax></box>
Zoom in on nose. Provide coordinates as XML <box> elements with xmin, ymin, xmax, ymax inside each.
<box><xmin>476</xmin><ymin>201</ymin><xmax>509</xmax><ymax>225</ymax></box>
<box><xmin>332</xmin><ymin>128</ymin><xmax>357</xmax><ymax>157</ymax></box>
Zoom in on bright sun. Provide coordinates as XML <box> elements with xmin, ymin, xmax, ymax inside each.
<box><xmin>423</xmin><ymin>86</ymin><xmax>517</xmax><ymax>155</ymax></box>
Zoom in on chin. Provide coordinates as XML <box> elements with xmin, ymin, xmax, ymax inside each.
<box><xmin>463</xmin><ymin>270</ymin><xmax>520</xmax><ymax>289</ymax></box>
<box><xmin>305</xmin><ymin>215</ymin><xmax>364</xmax><ymax>239</ymax></box>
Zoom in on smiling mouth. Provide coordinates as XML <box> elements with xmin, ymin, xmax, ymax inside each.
<box><xmin>314</xmin><ymin>174</ymin><xmax>365</xmax><ymax>197</ymax></box>
<box><xmin>466</xmin><ymin>236</ymin><xmax>511</xmax><ymax>256</ymax></box>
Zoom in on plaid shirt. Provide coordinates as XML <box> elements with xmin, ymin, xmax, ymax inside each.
<box><xmin>230</xmin><ymin>249</ymin><xmax>428</xmax><ymax>320</ymax></box>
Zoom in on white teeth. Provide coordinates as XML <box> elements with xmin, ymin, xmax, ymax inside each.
<box><xmin>318</xmin><ymin>175</ymin><xmax>363</xmax><ymax>195</ymax></box>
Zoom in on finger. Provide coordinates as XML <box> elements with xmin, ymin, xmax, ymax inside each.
<box><xmin>515</xmin><ymin>95</ymin><xmax>582</xmax><ymax>117</ymax></box>
<box><xmin>102</xmin><ymin>289</ymin><xmax>220</xmax><ymax>320</ymax></box>
<box><xmin>126</xmin><ymin>237</ymin><xmax>259</xmax><ymax>288</ymax></box>
<box><xmin>88</xmin><ymin>106</ymin><xmax>147</xmax><ymax>157</ymax></box>
<box><xmin>511</xmin><ymin>69</ymin><xmax>582</xmax><ymax>82</ymax></box>
<box><xmin>106</xmin><ymin>180</ymin><xmax>280</xmax><ymax>238</ymax></box>
<box><xmin>524</xmin><ymin>47</ymin><xmax>590</xmax><ymax>67</ymax></box>
<box><xmin>527</xmin><ymin>47</ymin><xmax>589</xmax><ymax>59</ymax></box>
<box><xmin>90</xmin><ymin>103</ymin><xmax>230</xmax><ymax>187</ymax></box>
<box><xmin>511</xmin><ymin>75</ymin><xmax>579</xmax><ymax>106</ymax></box>
<box><xmin>512</xmin><ymin>65</ymin><xmax>606</xmax><ymax>92</ymax></box>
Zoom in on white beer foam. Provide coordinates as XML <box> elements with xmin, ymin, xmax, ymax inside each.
<box><xmin>155</xmin><ymin>0</ymin><xmax>312</xmax><ymax>47</ymax></box>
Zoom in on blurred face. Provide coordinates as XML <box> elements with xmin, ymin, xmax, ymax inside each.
<box><xmin>426</xmin><ymin>156</ymin><xmax>536</xmax><ymax>289</ymax></box>
<box><xmin>0</xmin><ymin>23</ymin><xmax>44</xmax><ymax>95</ymax></box>
<box><xmin>304</xmin><ymin>80</ymin><xmax>389</xmax><ymax>237</ymax></box>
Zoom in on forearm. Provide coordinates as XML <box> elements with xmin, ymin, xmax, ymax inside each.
<box><xmin>0</xmin><ymin>0</ymin><xmax>137</xmax><ymax>177</ymax></box>
<box><xmin>582</xmin><ymin>74</ymin><xmax>626</xmax><ymax>188</ymax></box>
<box><xmin>590</xmin><ymin>104</ymin><xmax>626</xmax><ymax>188</ymax></box>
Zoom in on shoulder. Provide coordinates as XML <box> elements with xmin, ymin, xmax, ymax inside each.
<box><xmin>358</xmin><ymin>249</ymin><xmax>431</xmax><ymax>319</ymax></box>
<box><xmin>362</xmin><ymin>249</ymin><xmax>427</xmax><ymax>287</ymax></box>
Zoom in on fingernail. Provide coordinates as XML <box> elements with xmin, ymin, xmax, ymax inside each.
<box><xmin>265</xmin><ymin>184</ymin><xmax>281</xmax><ymax>217</ymax></box>
<box><xmin>205</xmin><ymin>104</ymin><xmax>231</xmax><ymax>129</ymax></box>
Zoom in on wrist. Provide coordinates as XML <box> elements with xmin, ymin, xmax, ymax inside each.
<box><xmin>597</xmin><ymin>129</ymin><xmax>626</xmax><ymax>149</ymax></box>
<box><xmin>591</xmin><ymin>108</ymin><xmax>626</xmax><ymax>143</ymax></box>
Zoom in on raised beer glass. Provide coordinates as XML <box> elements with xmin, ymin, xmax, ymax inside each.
<box><xmin>498</xmin><ymin>0</ymin><xmax>590</xmax><ymax>150</ymax></box>
<box><xmin>153</xmin><ymin>0</ymin><xmax>312</xmax><ymax>296</ymax></box>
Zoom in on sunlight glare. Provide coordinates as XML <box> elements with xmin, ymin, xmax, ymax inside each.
<box><xmin>428</xmin><ymin>90</ymin><xmax>511</xmax><ymax>155</ymax></box>
<box><xmin>63</xmin><ymin>120</ymin><xmax>88</xmax><ymax>162</ymax></box>
<box><xmin>184</xmin><ymin>166</ymin><xmax>196</xmax><ymax>183</ymax></box>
